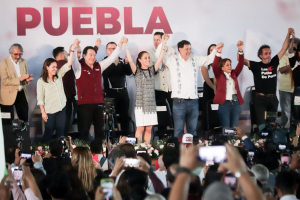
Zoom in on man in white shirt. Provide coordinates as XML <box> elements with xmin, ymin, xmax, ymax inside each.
<box><xmin>155</xmin><ymin>39</ymin><xmax>223</xmax><ymax>137</ymax></box>
<box><xmin>275</xmin><ymin>171</ymin><xmax>298</xmax><ymax>200</ymax></box>
<box><xmin>0</xmin><ymin>44</ymin><xmax>34</xmax><ymax>123</ymax></box>
<box><xmin>148</xmin><ymin>32</ymin><xmax>175</xmax><ymax>108</ymax></box>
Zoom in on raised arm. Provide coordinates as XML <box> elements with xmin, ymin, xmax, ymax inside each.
<box><xmin>124</xmin><ymin>39</ymin><xmax>137</xmax><ymax>75</ymax></box>
<box><xmin>99</xmin><ymin>36</ymin><xmax>125</xmax><ymax>73</ymax></box>
<box><xmin>71</xmin><ymin>39</ymin><xmax>82</xmax><ymax>79</ymax></box>
<box><xmin>235</xmin><ymin>41</ymin><xmax>245</xmax><ymax>76</ymax></box>
<box><xmin>154</xmin><ymin>34</ymin><xmax>169</xmax><ymax>71</ymax></box>
<box><xmin>278</xmin><ymin>28</ymin><xmax>294</xmax><ymax>60</ymax></box>
<box><xmin>212</xmin><ymin>48</ymin><xmax>222</xmax><ymax>79</ymax></box>
<box><xmin>237</xmin><ymin>52</ymin><xmax>250</xmax><ymax>68</ymax></box>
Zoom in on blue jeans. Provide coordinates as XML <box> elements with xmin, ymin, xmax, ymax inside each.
<box><xmin>217</xmin><ymin>101</ymin><xmax>241</xmax><ymax>127</ymax></box>
<box><xmin>279</xmin><ymin>91</ymin><xmax>292</xmax><ymax>129</ymax></box>
<box><xmin>42</xmin><ymin>107</ymin><xmax>66</xmax><ymax>143</ymax></box>
<box><xmin>173</xmin><ymin>98</ymin><xmax>199</xmax><ymax>137</ymax></box>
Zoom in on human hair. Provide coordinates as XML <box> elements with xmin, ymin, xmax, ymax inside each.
<box><xmin>117</xmin><ymin>168</ymin><xmax>148</xmax><ymax>199</ymax></box>
<box><xmin>275</xmin><ymin>171</ymin><xmax>297</xmax><ymax>195</ymax></box>
<box><xmin>294</xmin><ymin>37</ymin><xmax>300</xmax><ymax>46</ymax></box>
<box><xmin>136</xmin><ymin>51</ymin><xmax>149</xmax><ymax>69</ymax></box>
<box><xmin>106</xmin><ymin>42</ymin><xmax>117</xmax><ymax>49</ymax></box>
<box><xmin>154</xmin><ymin>32</ymin><xmax>164</xmax><ymax>38</ymax></box>
<box><xmin>164</xmin><ymin>137</ymin><xmax>180</xmax><ymax>152</ymax></box>
<box><xmin>30</xmin><ymin>168</ymin><xmax>46</xmax><ymax>183</ymax></box>
<box><xmin>48</xmin><ymin>171</ymin><xmax>71</xmax><ymax>199</ymax></box>
<box><xmin>90</xmin><ymin>139</ymin><xmax>103</xmax><ymax>154</ymax></box>
<box><xmin>203</xmin><ymin>164</ymin><xmax>223</xmax><ymax>189</ymax></box>
<box><xmin>137</xmin><ymin>153</ymin><xmax>151</xmax><ymax>166</ymax></box>
<box><xmin>83</xmin><ymin>46</ymin><xmax>96</xmax><ymax>56</ymax></box>
<box><xmin>253</xmin><ymin>151</ymin><xmax>279</xmax><ymax>171</ymax></box>
<box><xmin>40</xmin><ymin>58</ymin><xmax>58</xmax><ymax>83</ymax></box>
<box><xmin>9</xmin><ymin>43</ymin><xmax>23</xmax><ymax>53</ymax></box>
<box><xmin>162</xmin><ymin>147</ymin><xmax>179</xmax><ymax>169</ymax></box>
<box><xmin>5</xmin><ymin>146</ymin><xmax>18</xmax><ymax>164</ymax></box>
<box><xmin>251</xmin><ymin>164</ymin><xmax>269</xmax><ymax>182</ymax></box>
<box><xmin>119</xmin><ymin>143</ymin><xmax>136</xmax><ymax>158</ymax></box>
<box><xmin>166</xmin><ymin>164</ymin><xmax>179</xmax><ymax>184</ymax></box>
<box><xmin>128</xmin><ymin>185</ymin><xmax>148</xmax><ymax>200</ymax></box>
<box><xmin>108</xmin><ymin>148</ymin><xmax>125</xmax><ymax>169</ymax></box>
<box><xmin>218</xmin><ymin>58</ymin><xmax>231</xmax><ymax>71</ymax></box>
<box><xmin>49</xmin><ymin>139</ymin><xmax>63</xmax><ymax>157</ymax></box>
<box><xmin>52</xmin><ymin>46</ymin><xmax>64</xmax><ymax>59</ymax></box>
<box><xmin>71</xmin><ymin>147</ymin><xmax>97</xmax><ymax>192</ymax></box>
<box><xmin>145</xmin><ymin>194</ymin><xmax>166</xmax><ymax>200</ymax></box>
<box><xmin>257</xmin><ymin>45</ymin><xmax>271</xmax><ymax>60</ymax></box>
<box><xmin>177</xmin><ymin>40</ymin><xmax>191</xmax><ymax>51</ymax></box>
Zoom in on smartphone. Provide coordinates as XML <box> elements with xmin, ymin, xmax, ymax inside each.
<box><xmin>279</xmin><ymin>144</ymin><xmax>286</xmax><ymax>151</ymax></box>
<box><xmin>92</xmin><ymin>154</ymin><xmax>99</xmax><ymax>163</ymax></box>
<box><xmin>223</xmin><ymin>127</ymin><xmax>236</xmax><ymax>135</ymax></box>
<box><xmin>248</xmin><ymin>151</ymin><xmax>254</xmax><ymax>160</ymax></box>
<box><xmin>261</xmin><ymin>132</ymin><xmax>269</xmax><ymax>138</ymax></box>
<box><xmin>101</xmin><ymin>178</ymin><xmax>114</xmax><ymax>200</ymax></box>
<box><xmin>136</xmin><ymin>149</ymin><xmax>147</xmax><ymax>154</ymax></box>
<box><xmin>124</xmin><ymin>158</ymin><xmax>140</xmax><ymax>167</ymax></box>
<box><xmin>20</xmin><ymin>152</ymin><xmax>32</xmax><ymax>160</ymax></box>
<box><xmin>167</xmin><ymin>143</ymin><xmax>175</xmax><ymax>147</ymax></box>
<box><xmin>281</xmin><ymin>155</ymin><xmax>289</xmax><ymax>170</ymax></box>
<box><xmin>11</xmin><ymin>166</ymin><xmax>23</xmax><ymax>186</ymax></box>
<box><xmin>198</xmin><ymin>146</ymin><xmax>226</xmax><ymax>163</ymax></box>
<box><xmin>224</xmin><ymin>174</ymin><xmax>237</xmax><ymax>191</ymax></box>
<box><xmin>125</xmin><ymin>137</ymin><xmax>137</xmax><ymax>144</ymax></box>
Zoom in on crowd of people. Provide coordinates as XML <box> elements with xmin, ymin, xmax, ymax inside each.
<box><xmin>3</xmin><ymin>126</ymin><xmax>300</xmax><ymax>200</ymax></box>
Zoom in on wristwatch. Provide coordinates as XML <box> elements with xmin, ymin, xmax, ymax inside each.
<box><xmin>234</xmin><ymin>169</ymin><xmax>247</xmax><ymax>178</ymax></box>
<box><xmin>177</xmin><ymin>167</ymin><xmax>192</xmax><ymax>175</ymax></box>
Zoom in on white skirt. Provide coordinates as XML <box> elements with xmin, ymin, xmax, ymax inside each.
<box><xmin>135</xmin><ymin>107</ymin><xmax>158</xmax><ymax>127</ymax></box>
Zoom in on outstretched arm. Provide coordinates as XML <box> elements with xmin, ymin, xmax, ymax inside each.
<box><xmin>124</xmin><ymin>39</ymin><xmax>137</xmax><ymax>75</ymax></box>
<box><xmin>154</xmin><ymin>34</ymin><xmax>169</xmax><ymax>71</ymax></box>
<box><xmin>235</xmin><ymin>41</ymin><xmax>245</xmax><ymax>76</ymax></box>
<box><xmin>278</xmin><ymin>28</ymin><xmax>294</xmax><ymax>60</ymax></box>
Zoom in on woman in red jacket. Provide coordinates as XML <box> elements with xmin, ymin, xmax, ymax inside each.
<box><xmin>212</xmin><ymin>41</ymin><xmax>245</xmax><ymax>127</ymax></box>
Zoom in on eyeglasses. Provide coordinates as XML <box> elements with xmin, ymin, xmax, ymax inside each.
<box><xmin>12</xmin><ymin>53</ymin><xmax>23</xmax><ymax>56</ymax></box>
<box><xmin>107</xmin><ymin>48</ymin><xmax>116</xmax><ymax>51</ymax></box>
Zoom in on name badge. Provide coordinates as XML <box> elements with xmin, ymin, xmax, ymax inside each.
<box><xmin>96</xmin><ymin>69</ymin><xmax>100</xmax><ymax>71</ymax></box>
<box><xmin>1</xmin><ymin>112</ymin><xmax>11</xmax><ymax>119</ymax></box>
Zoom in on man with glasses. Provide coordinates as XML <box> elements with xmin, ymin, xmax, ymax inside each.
<box><xmin>0</xmin><ymin>43</ymin><xmax>34</xmax><ymax>123</ymax></box>
<box><xmin>102</xmin><ymin>41</ymin><xmax>132</xmax><ymax>133</ymax></box>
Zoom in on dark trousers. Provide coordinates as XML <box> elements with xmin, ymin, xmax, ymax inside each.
<box><xmin>202</xmin><ymin>79</ymin><xmax>215</xmax><ymax>131</ymax></box>
<box><xmin>106</xmin><ymin>89</ymin><xmax>130</xmax><ymax>132</ymax></box>
<box><xmin>43</xmin><ymin>107</ymin><xmax>66</xmax><ymax>143</ymax></box>
<box><xmin>1</xmin><ymin>90</ymin><xmax>28</xmax><ymax>123</ymax></box>
<box><xmin>155</xmin><ymin>90</ymin><xmax>173</xmax><ymax>111</ymax></box>
<box><xmin>292</xmin><ymin>87</ymin><xmax>300</xmax><ymax>124</ymax></box>
<box><xmin>64</xmin><ymin>96</ymin><xmax>77</xmax><ymax>135</ymax></box>
<box><xmin>254</xmin><ymin>96</ymin><xmax>278</xmax><ymax>126</ymax></box>
<box><xmin>77</xmin><ymin>104</ymin><xmax>104</xmax><ymax>141</ymax></box>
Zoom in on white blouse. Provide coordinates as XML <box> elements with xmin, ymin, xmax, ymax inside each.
<box><xmin>37</xmin><ymin>64</ymin><xmax>70</xmax><ymax>114</ymax></box>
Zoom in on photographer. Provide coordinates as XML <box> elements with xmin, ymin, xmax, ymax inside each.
<box><xmin>43</xmin><ymin>139</ymin><xmax>71</xmax><ymax>175</ymax></box>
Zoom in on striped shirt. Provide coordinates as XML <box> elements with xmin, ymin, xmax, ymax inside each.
<box><xmin>37</xmin><ymin>64</ymin><xmax>70</xmax><ymax>114</ymax></box>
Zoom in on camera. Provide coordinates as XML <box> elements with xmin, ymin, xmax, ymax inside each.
<box><xmin>104</xmin><ymin>97</ymin><xmax>116</xmax><ymax>115</ymax></box>
<box><xmin>12</xmin><ymin>119</ymin><xmax>28</xmax><ymax>132</ymax></box>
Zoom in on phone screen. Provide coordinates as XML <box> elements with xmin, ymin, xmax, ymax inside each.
<box><xmin>198</xmin><ymin>146</ymin><xmax>226</xmax><ymax>163</ymax></box>
<box><xmin>101</xmin><ymin>180</ymin><xmax>113</xmax><ymax>200</ymax></box>
<box><xmin>136</xmin><ymin>150</ymin><xmax>147</xmax><ymax>154</ymax></box>
<box><xmin>125</xmin><ymin>137</ymin><xmax>137</xmax><ymax>144</ymax></box>
<box><xmin>223</xmin><ymin>128</ymin><xmax>236</xmax><ymax>135</ymax></box>
<box><xmin>224</xmin><ymin>175</ymin><xmax>237</xmax><ymax>190</ymax></box>
<box><xmin>281</xmin><ymin>156</ymin><xmax>289</xmax><ymax>170</ymax></box>
<box><xmin>124</xmin><ymin>158</ymin><xmax>140</xmax><ymax>167</ymax></box>
<box><xmin>20</xmin><ymin>153</ymin><xmax>32</xmax><ymax>159</ymax></box>
<box><xmin>167</xmin><ymin>143</ymin><xmax>175</xmax><ymax>147</ymax></box>
<box><xmin>261</xmin><ymin>132</ymin><xmax>269</xmax><ymax>137</ymax></box>
<box><xmin>279</xmin><ymin>145</ymin><xmax>286</xmax><ymax>150</ymax></box>
<box><xmin>11</xmin><ymin>166</ymin><xmax>23</xmax><ymax>185</ymax></box>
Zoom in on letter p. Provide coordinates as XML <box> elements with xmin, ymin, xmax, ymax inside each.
<box><xmin>17</xmin><ymin>8</ymin><xmax>41</xmax><ymax>36</ymax></box>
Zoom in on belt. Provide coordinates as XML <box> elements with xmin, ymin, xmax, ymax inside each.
<box><xmin>108</xmin><ymin>88</ymin><xmax>126</xmax><ymax>92</ymax></box>
<box><xmin>256</xmin><ymin>92</ymin><xmax>275</xmax><ymax>98</ymax></box>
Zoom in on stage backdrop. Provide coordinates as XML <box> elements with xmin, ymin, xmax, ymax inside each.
<box><xmin>0</xmin><ymin>0</ymin><xmax>299</xmax><ymax>139</ymax></box>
